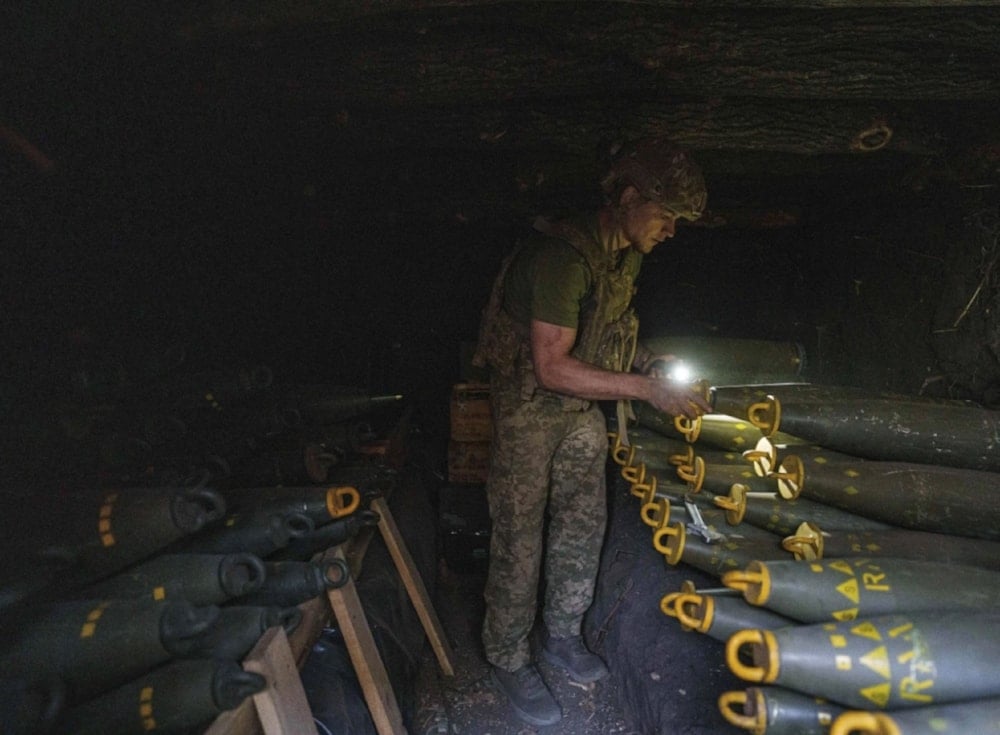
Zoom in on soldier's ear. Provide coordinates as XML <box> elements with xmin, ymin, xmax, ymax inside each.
<box><xmin>618</xmin><ymin>185</ymin><xmax>643</xmax><ymax>210</ymax></box>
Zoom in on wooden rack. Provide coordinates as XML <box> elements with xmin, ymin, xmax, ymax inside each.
<box><xmin>205</xmin><ymin>495</ymin><xmax>455</xmax><ymax>735</ymax></box>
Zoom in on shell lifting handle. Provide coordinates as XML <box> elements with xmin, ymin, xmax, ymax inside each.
<box><xmin>726</xmin><ymin>629</ymin><xmax>780</xmax><ymax>683</ymax></box>
<box><xmin>630</xmin><ymin>470</ymin><xmax>656</xmax><ymax>503</ymax></box>
<box><xmin>326</xmin><ymin>486</ymin><xmax>360</xmax><ymax>519</ymax></box>
<box><xmin>782</xmin><ymin>522</ymin><xmax>824</xmax><ymax>560</ymax></box>
<box><xmin>829</xmin><ymin>711</ymin><xmax>897</xmax><ymax>735</ymax></box>
<box><xmin>748</xmin><ymin>397</ymin><xmax>781</xmax><ymax>437</ymax></box>
<box><xmin>622</xmin><ymin>458</ymin><xmax>645</xmax><ymax>486</ymax></box>
<box><xmin>713</xmin><ymin>483</ymin><xmax>748</xmax><ymax>526</ymax></box>
<box><xmin>641</xmin><ymin>496</ymin><xmax>671</xmax><ymax>529</ymax></box>
<box><xmin>676</xmin><ymin>455</ymin><xmax>706</xmax><ymax>493</ymax></box>
<box><xmin>722</xmin><ymin>564</ymin><xmax>770</xmax><ymax>606</ymax></box>
<box><xmin>717</xmin><ymin>690</ymin><xmax>767</xmax><ymax>734</ymax></box>
<box><xmin>609</xmin><ymin>432</ymin><xmax>631</xmax><ymax>466</ymax></box>
<box><xmin>653</xmin><ymin>521</ymin><xmax>686</xmax><ymax>564</ymax></box>
<box><xmin>672</xmin><ymin>592</ymin><xmax>713</xmax><ymax>633</ymax></box>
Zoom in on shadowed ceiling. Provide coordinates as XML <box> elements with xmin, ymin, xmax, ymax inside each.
<box><xmin>4</xmin><ymin>1</ymin><xmax>1000</xmax><ymax>396</ymax></box>
<box><xmin>5</xmin><ymin>1</ymin><xmax>1000</xmax><ymax>225</ymax></box>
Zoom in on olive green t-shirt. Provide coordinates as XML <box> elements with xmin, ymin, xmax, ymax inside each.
<box><xmin>502</xmin><ymin>235</ymin><xmax>593</xmax><ymax>329</ymax></box>
<box><xmin>501</xmin><ymin>216</ymin><xmax>644</xmax><ymax>331</ymax></box>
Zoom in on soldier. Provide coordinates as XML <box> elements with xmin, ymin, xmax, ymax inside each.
<box><xmin>472</xmin><ymin>137</ymin><xmax>712</xmax><ymax>726</ymax></box>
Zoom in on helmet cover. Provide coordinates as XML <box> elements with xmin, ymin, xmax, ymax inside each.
<box><xmin>601</xmin><ymin>138</ymin><xmax>707</xmax><ymax>220</ymax></box>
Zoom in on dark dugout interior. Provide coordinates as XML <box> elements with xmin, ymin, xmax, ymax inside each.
<box><xmin>9</xmin><ymin>128</ymin><xmax>998</xmax><ymax>414</ymax></box>
<box><xmin>5</xmin><ymin>5</ymin><xmax>1000</xmax><ymax>415</ymax></box>
<box><xmin>3</xmin><ymin>3</ymin><xmax>1000</xmax><ymax>734</ymax></box>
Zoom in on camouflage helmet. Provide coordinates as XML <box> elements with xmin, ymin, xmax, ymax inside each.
<box><xmin>601</xmin><ymin>137</ymin><xmax>707</xmax><ymax>220</ymax></box>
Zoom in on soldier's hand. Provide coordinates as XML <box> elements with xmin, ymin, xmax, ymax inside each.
<box><xmin>647</xmin><ymin>379</ymin><xmax>711</xmax><ymax>419</ymax></box>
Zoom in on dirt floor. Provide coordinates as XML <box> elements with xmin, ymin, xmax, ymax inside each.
<box><xmin>411</xmin><ymin>465</ymin><xmax>747</xmax><ymax>735</ymax></box>
<box><xmin>412</xmin><ymin>563</ymin><xmax>637</xmax><ymax>735</ymax></box>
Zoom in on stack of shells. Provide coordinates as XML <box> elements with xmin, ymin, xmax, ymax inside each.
<box><xmin>609</xmin><ymin>382</ymin><xmax>1000</xmax><ymax>735</ymax></box>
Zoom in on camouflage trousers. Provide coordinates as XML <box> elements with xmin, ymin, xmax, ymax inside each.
<box><xmin>481</xmin><ymin>377</ymin><xmax>609</xmax><ymax>672</ymax></box>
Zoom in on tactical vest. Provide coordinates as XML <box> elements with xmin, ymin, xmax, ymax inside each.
<box><xmin>472</xmin><ymin>216</ymin><xmax>641</xmax><ymax>410</ymax></box>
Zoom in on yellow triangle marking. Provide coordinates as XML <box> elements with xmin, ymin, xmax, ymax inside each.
<box><xmin>733</xmin><ymin>437</ymin><xmax>746</xmax><ymax>446</ymax></box>
<box><xmin>860</xmin><ymin>682</ymin><xmax>891</xmax><ymax>708</ymax></box>
<box><xmin>843</xmin><ymin>468</ymin><xmax>861</xmax><ymax>478</ymax></box>
<box><xmin>837</xmin><ymin>578</ymin><xmax>860</xmax><ymax>604</ymax></box>
<box><xmin>829</xmin><ymin>560</ymin><xmax>855</xmax><ymax>576</ymax></box>
<box><xmin>814</xmin><ymin>457</ymin><xmax>828</xmax><ymax>465</ymax></box>
<box><xmin>734</xmin><ymin>423</ymin><xmax>748</xmax><ymax>430</ymax></box>
<box><xmin>851</xmin><ymin>621</ymin><xmax>883</xmax><ymax>642</ymax></box>
<box><xmin>860</xmin><ymin>646</ymin><xmax>891</xmax><ymax>679</ymax></box>
<box><xmin>865</xmin><ymin>543</ymin><xmax>882</xmax><ymax>552</ymax></box>
<box><xmin>844</xmin><ymin>485</ymin><xmax>860</xmax><ymax>495</ymax></box>
<box><xmin>832</xmin><ymin>608</ymin><xmax>859</xmax><ymax>621</ymax></box>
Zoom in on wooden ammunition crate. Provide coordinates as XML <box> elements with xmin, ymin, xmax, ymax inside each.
<box><xmin>450</xmin><ymin>382</ymin><xmax>492</xmax><ymax>441</ymax></box>
<box><xmin>447</xmin><ymin>439</ymin><xmax>491</xmax><ymax>484</ymax></box>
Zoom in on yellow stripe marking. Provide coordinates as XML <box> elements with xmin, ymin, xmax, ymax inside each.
<box><xmin>860</xmin><ymin>646</ymin><xmax>891</xmax><ymax>679</ymax></box>
<box><xmin>140</xmin><ymin>686</ymin><xmax>155</xmax><ymax>730</ymax></box>
<box><xmin>837</xmin><ymin>578</ymin><xmax>860</xmax><ymax>604</ymax></box>
<box><xmin>851</xmin><ymin>622</ymin><xmax>882</xmax><ymax>642</ymax></box>
<box><xmin>99</xmin><ymin>494</ymin><xmax>116</xmax><ymax>546</ymax></box>
<box><xmin>829</xmin><ymin>560</ymin><xmax>854</xmax><ymax>575</ymax></box>
<box><xmin>888</xmin><ymin>622</ymin><xmax>914</xmax><ymax>638</ymax></box>
<box><xmin>153</xmin><ymin>586</ymin><xmax>166</xmax><ymax>601</ymax></box>
<box><xmin>832</xmin><ymin>608</ymin><xmax>859</xmax><ymax>621</ymax></box>
<box><xmin>80</xmin><ymin>603</ymin><xmax>110</xmax><ymax>638</ymax></box>
<box><xmin>860</xmin><ymin>682</ymin><xmax>891</xmax><ymax>708</ymax></box>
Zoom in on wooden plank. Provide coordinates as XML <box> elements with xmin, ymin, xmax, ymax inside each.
<box><xmin>324</xmin><ymin>545</ymin><xmax>407</xmax><ymax>735</ymax></box>
<box><xmin>287</xmin><ymin>595</ymin><xmax>331</xmax><ymax>669</ymax></box>
<box><xmin>205</xmin><ymin>590</ymin><xmax>334</xmax><ymax>734</ymax></box>
<box><xmin>344</xmin><ymin>524</ymin><xmax>378</xmax><ymax>579</ymax></box>
<box><xmin>243</xmin><ymin>626</ymin><xmax>318</xmax><ymax>735</ymax></box>
<box><xmin>203</xmin><ymin>696</ymin><xmax>264</xmax><ymax>735</ymax></box>
<box><xmin>370</xmin><ymin>496</ymin><xmax>456</xmax><ymax>676</ymax></box>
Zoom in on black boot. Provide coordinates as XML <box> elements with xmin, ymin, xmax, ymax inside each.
<box><xmin>489</xmin><ymin>663</ymin><xmax>562</xmax><ymax>726</ymax></box>
<box><xmin>541</xmin><ymin>633</ymin><xmax>609</xmax><ymax>683</ymax></box>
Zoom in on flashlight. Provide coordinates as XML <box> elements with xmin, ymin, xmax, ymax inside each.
<box><xmin>667</xmin><ymin>361</ymin><xmax>692</xmax><ymax>383</ymax></box>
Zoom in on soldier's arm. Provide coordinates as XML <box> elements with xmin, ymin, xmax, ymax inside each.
<box><xmin>530</xmin><ymin>320</ymin><xmax>709</xmax><ymax>418</ymax></box>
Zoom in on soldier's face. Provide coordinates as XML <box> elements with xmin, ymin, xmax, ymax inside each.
<box><xmin>623</xmin><ymin>198</ymin><xmax>677</xmax><ymax>254</ymax></box>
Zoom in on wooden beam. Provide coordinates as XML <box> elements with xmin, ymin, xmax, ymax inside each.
<box><xmin>173</xmin><ymin>0</ymin><xmax>1000</xmax><ymax>39</ymax></box>
<box><xmin>244</xmin><ymin>98</ymin><xmax>956</xmax><ymax>156</ymax></box>
<box><xmin>9</xmin><ymin>5</ymin><xmax>1000</xmax><ymax>103</ymax></box>
<box><xmin>243</xmin><ymin>627</ymin><xmax>319</xmax><ymax>735</ymax></box>
<box><xmin>324</xmin><ymin>546</ymin><xmax>407</xmax><ymax>735</ymax></box>
<box><xmin>165</xmin><ymin>7</ymin><xmax>1000</xmax><ymax>105</ymax></box>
